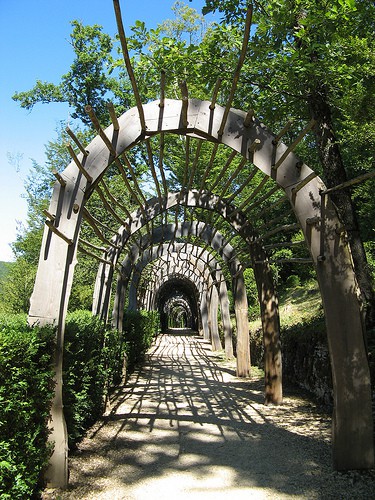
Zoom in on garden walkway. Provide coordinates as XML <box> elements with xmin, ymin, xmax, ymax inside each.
<box><xmin>44</xmin><ymin>330</ymin><xmax>375</xmax><ymax>499</ymax></box>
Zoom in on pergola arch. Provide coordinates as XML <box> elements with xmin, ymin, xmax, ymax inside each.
<box><xmin>107</xmin><ymin>217</ymin><xmax>252</xmax><ymax>321</ymax></box>
<box><xmin>92</xmin><ymin>189</ymin><xmax>266</xmax><ymax>322</ymax></box>
<box><xmin>143</xmin><ymin>254</ymin><xmax>221</xmax><ymax>349</ymax></box>
<box><xmin>127</xmin><ymin>242</ymin><xmax>231</xmax><ymax>352</ymax></box>
<box><xmin>28</xmin><ymin>93</ymin><xmax>374</xmax><ymax>483</ymax></box>
<box><xmin>101</xmin><ymin>209</ymin><xmax>281</xmax><ymax>406</ymax></box>
<box><xmin>111</xmin><ymin>223</ymin><xmax>251</xmax><ymax>362</ymax></box>
<box><xmin>93</xmin><ymin>194</ymin><xmax>278</xmax><ymax>384</ymax></box>
<box><xmin>147</xmin><ymin>267</ymin><xmax>202</xmax><ymax>330</ymax></box>
<box><xmin>161</xmin><ymin>295</ymin><xmax>193</xmax><ymax>329</ymax></box>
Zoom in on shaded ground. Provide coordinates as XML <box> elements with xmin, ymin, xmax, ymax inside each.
<box><xmin>44</xmin><ymin>330</ymin><xmax>375</xmax><ymax>499</ymax></box>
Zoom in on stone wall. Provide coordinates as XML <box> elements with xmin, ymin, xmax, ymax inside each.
<box><xmin>250</xmin><ymin>315</ymin><xmax>333</xmax><ymax>405</ymax></box>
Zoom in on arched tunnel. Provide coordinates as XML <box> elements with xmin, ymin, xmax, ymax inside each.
<box><xmin>26</xmin><ymin>0</ymin><xmax>374</xmax><ymax>486</ymax></box>
<box><xmin>155</xmin><ymin>277</ymin><xmax>199</xmax><ymax>331</ymax></box>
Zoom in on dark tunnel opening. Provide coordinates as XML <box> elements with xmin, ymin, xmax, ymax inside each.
<box><xmin>155</xmin><ymin>277</ymin><xmax>200</xmax><ymax>332</ymax></box>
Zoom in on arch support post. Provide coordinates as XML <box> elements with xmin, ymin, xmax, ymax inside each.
<box><xmin>45</xmin><ymin>323</ymin><xmax>69</xmax><ymax>488</ymax></box>
<box><xmin>317</xmin><ymin>260</ymin><xmax>374</xmax><ymax>470</ymax></box>
<box><xmin>218</xmin><ymin>277</ymin><xmax>234</xmax><ymax>358</ymax></box>
<box><xmin>200</xmin><ymin>293</ymin><xmax>210</xmax><ymax>340</ymax></box>
<box><xmin>209</xmin><ymin>285</ymin><xmax>222</xmax><ymax>351</ymax></box>
<box><xmin>297</xmin><ymin>187</ymin><xmax>374</xmax><ymax>470</ymax></box>
<box><xmin>112</xmin><ymin>272</ymin><xmax>128</xmax><ymax>332</ymax></box>
<box><xmin>253</xmin><ymin>260</ymin><xmax>282</xmax><ymax>404</ymax></box>
<box><xmin>28</xmin><ymin>183</ymin><xmax>82</xmax><ymax>488</ymax></box>
<box><xmin>233</xmin><ymin>271</ymin><xmax>251</xmax><ymax>377</ymax></box>
<box><xmin>93</xmin><ymin>260</ymin><xmax>115</xmax><ymax>322</ymax></box>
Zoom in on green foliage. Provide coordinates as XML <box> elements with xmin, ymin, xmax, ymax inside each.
<box><xmin>281</xmin><ymin>312</ymin><xmax>326</xmax><ymax>341</ymax></box>
<box><xmin>0</xmin><ymin>313</ymin><xmax>27</xmax><ymax>330</ymax></box>
<box><xmin>13</xmin><ymin>21</ymin><xmax>121</xmax><ymax>125</ymax></box>
<box><xmin>364</xmin><ymin>241</ymin><xmax>375</xmax><ymax>283</ymax></box>
<box><xmin>159</xmin><ymin>1</ymin><xmax>207</xmax><ymax>44</ymax></box>
<box><xmin>227</xmin><ymin>289</ymin><xmax>234</xmax><ymax>312</ymax></box>
<box><xmin>0</xmin><ymin>309</ymin><xmax>160</xmax><ymax>496</ymax></box>
<box><xmin>63</xmin><ymin>311</ymin><xmax>111</xmax><ymax>448</ymax></box>
<box><xmin>62</xmin><ymin>309</ymin><xmax>159</xmax><ymax>448</ymax></box>
<box><xmin>202</xmin><ymin>0</ymin><xmax>248</xmax><ymax>22</ymax></box>
<box><xmin>0</xmin><ymin>261</ymin><xmax>11</xmax><ymax>281</ymax></box>
<box><xmin>0</xmin><ymin>316</ymin><xmax>55</xmax><ymax>498</ymax></box>
<box><xmin>202</xmin><ymin>0</ymin><xmax>375</xmax><ymax>248</ymax></box>
<box><xmin>0</xmin><ymin>263</ymin><xmax>12</xmax><ymax>312</ymax></box>
<box><xmin>285</xmin><ymin>274</ymin><xmax>301</xmax><ymax>288</ymax></box>
<box><xmin>243</xmin><ymin>268</ymin><xmax>259</xmax><ymax>319</ymax></box>
<box><xmin>0</xmin><ymin>259</ymin><xmax>36</xmax><ymax>313</ymax></box>
<box><xmin>205</xmin><ymin>0</ymin><xmax>375</xmax><ymax>122</ymax></box>
<box><xmin>243</xmin><ymin>268</ymin><xmax>258</xmax><ymax>305</ymax></box>
<box><xmin>68</xmin><ymin>256</ymin><xmax>97</xmax><ymax>312</ymax></box>
<box><xmin>123</xmin><ymin>310</ymin><xmax>160</xmax><ymax>371</ymax></box>
<box><xmin>103</xmin><ymin>327</ymin><xmax>129</xmax><ymax>388</ymax></box>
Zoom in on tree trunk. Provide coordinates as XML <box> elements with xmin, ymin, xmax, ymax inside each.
<box><xmin>308</xmin><ymin>84</ymin><xmax>375</xmax><ymax>333</ymax></box>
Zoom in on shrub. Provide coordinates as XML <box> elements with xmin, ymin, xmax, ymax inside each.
<box><xmin>103</xmin><ymin>326</ymin><xmax>128</xmax><ymax>388</ymax></box>
<box><xmin>364</xmin><ymin>241</ymin><xmax>375</xmax><ymax>283</ymax></box>
<box><xmin>123</xmin><ymin>310</ymin><xmax>160</xmax><ymax>371</ymax></box>
<box><xmin>0</xmin><ymin>316</ymin><xmax>55</xmax><ymax>498</ymax></box>
<box><xmin>285</xmin><ymin>274</ymin><xmax>301</xmax><ymax>288</ymax></box>
<box><xmin>0</xmin><ymin>313</ymin><xmax>28</xmax><ymax>330</ymax></box>
<box><xmin>0</xmin><ymin>309</ymin><xmax>160</xmax><ymax>495</ymax></box>
<box><xmin>63</xmin><ymin>311</ymin><xmax>111</xmax><ymax>448</ymax></box>
<box><xmin>62</xmin><ymin>310</ymin><xmax>159</xmax><ymax>449</ymax></box>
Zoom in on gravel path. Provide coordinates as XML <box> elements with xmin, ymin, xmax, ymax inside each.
<box><xmin>44</xmin><ymin>330</ymin><xmax>375</xmax><ymax>499</ymax></box>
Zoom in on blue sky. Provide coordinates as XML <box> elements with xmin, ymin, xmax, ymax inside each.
<box><xmin>0</xmin><ymin>0</ymin><xmax>215</xmax><ymax>261</ymax></box>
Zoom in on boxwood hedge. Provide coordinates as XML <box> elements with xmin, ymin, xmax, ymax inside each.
<box><xmin>0</xmin><ymin>315</ymin><xmax>55</xmax><ymax>499</ymax></box>
<box><xmin>0</xmin><ymin>309</ymin><xmax>160</xmax><ymax>497</ymax></box>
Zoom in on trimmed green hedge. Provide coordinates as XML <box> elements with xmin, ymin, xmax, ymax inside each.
<box><xmin>63</xmin><ymin>310</ymin><xmax>159</xmax><ymax>448</ymax></box>
<box><xmin>0</xmin><ymin>315</ymin><xmax>55</xmax><ymax>499</ymax></box>
<box><xmin>123</xmin><ymin>310</ymin><xmax>160</xmax><ymax>371</ymax></box>
<box><xmin>63</xmin><ymin>311</ymin><xmax>109</xmax><ymax>448</ymax></box>
<box><xmin>0</xmin><ymin>309</ymin><xmax>160</xmax><ymax>497</ymax></box>
<box><xmin>62</xmin><ymin>311</ymin><xmax>128</xmax><ymax>448</ymax></box>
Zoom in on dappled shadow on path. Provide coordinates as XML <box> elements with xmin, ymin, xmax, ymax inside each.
<box><xmin>56</xmin><ymin>334</ymin><xmax>375</xmax><ymax>500</ymax></box>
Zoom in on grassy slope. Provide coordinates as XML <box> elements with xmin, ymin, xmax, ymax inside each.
<box><xmin>250</xmin><ymin>279</ymin><xmax>375</xmax><ymax>398</ymax></box>
<box><xmin>249</xmin><ymin>279</ymin><xmax>323</xmax><ymax>333</ymax></box>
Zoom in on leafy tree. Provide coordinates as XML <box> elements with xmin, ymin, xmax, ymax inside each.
<box><xmin>202</xmin><ymin>0</ymin><xmax>375</xmax><ymax>328</ymax></box>
<box><xmin>13</xmin><ymin>21</ymin><xmax>122</xmax><ymax>125</ymax></box>
<box><xmin>124</xmin><ymin>2</ymin><xmax>211</xmax><ymax>103</ymax></box>
<box><xmin>159</xmin><ymin>0</ymin><xmax>207</xmax><ymax>44</ymax></box>
<box><xmin>0</xmin><ymin>258</ymin><xmax>36</xmax><ymax>313</ymax></box>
